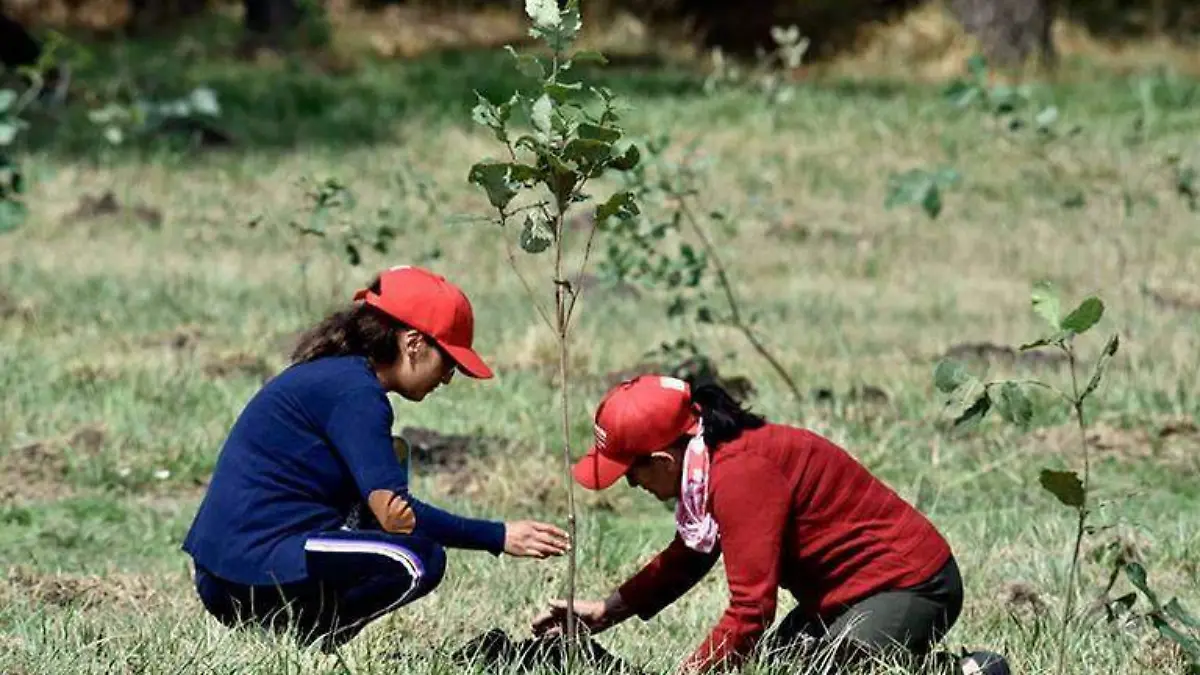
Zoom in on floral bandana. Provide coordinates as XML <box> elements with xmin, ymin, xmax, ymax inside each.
<box><xmin>675</xmin><ymin>421</ymin><xmax>719</xmax><ymax>553</ymax></box>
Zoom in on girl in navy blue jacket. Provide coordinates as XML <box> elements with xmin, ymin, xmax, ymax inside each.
<box><xmin>183</xmin><ymin>265</ymin><xmax>569</xmax><ymax>650</ymax></box>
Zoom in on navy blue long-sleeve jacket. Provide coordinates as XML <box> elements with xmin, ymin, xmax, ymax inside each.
<box><xmin>182</xmin><ymin>355</ymin><xmax>505</xmax><ymax>586</ymax></box>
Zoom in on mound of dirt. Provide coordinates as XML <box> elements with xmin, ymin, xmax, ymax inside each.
<box><xmin>140</xmin><ymin>324</ymin><xmax>205</xmax><ymax>351</ymax></box>
<box><xmin>0</xmin><ymin>289</ymin><xmax>36</xmax><ymax>322</ymax></box>
<box><xmin>1143</xmin><ymin>286</ymin><xmax>1200</xmax><ymax>313</ymax></box>
<box><xmin>809</xmin><ymin>384</ymin><xmax>890</xmax><ymax>405</ymax></box>
<box><xmin>1033</xmin><ymin>418</ymin><xmax>1200</xmax><ymax>472</ymax></box>
<box><xmin>1</xmin><ymin>424</ymin><xmax>107</xmax><ymax>503</ymax></box>
<box><xmin>939</xmin><ymin>341</ymin><xmax>1068</xmax><ymax>368</ymax></box>
<box><xmin>450</xmin><ymin>628</ymin><xmax>651</xmax><ymax>675</ymax></box>
<box><xmin>398</xmin><ymin>427</ymin><xmax>508</xmax><ymax>475</ymax></box>
<box><xmin>2</xmin><ymin>566</ymin><xmax>162</xmax><ymax>611</ymax></box>
<box><xmin>202</xmin><ymin>352</ymin><xmax>275</xmax><ymax>382</ymax></box>
<box><xmin>66</xmin><ymin>191</ymin><xmax>163</xmax><ymax>228</ymax></box>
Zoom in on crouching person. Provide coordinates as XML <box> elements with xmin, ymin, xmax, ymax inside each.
<box><xmin>533</xmin><ymin>375</ymin><xmax>1007</xmax><ymax>674</ymax></box>
<box><xmin>183</xmin><ymin>266</ymin><xmax>569</xmax><ymax>650</ymax></box>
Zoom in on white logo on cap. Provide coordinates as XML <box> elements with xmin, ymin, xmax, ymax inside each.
<box><xmin>593</xmin><ymin>424</ymin><xmax>608</xmax><ymax>450</ymax></box>
<box><xmin>659</xmin><ymin>376</ymin><xmax>686</xmax><ymax>392</ymax></box>
<box><xmin>389</xmin><ymin>265</ymin><xmax>412</xmax><ymax>271</ymax></box>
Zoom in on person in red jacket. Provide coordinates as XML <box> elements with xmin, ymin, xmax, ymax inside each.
<box><xmin>532</xmin><ymin>375</ymin><xmax>1008</xmax><ymax>674</ymax></box>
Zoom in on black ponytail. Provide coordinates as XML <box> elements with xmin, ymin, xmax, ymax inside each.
<box><xmin>691</xmin><ymin>382</ymin><xmax>766</xmax><ymax>447</ymax></box>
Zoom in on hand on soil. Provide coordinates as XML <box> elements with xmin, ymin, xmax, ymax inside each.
<box><xmin>503</xmin><ymin>520</ymin><xmax>570</xmax><ymax>558</ymax></box>
<box><xmin>531</xmin><ymin>599</ymin><xmax>611</xmax><ymax>636</ymax></box>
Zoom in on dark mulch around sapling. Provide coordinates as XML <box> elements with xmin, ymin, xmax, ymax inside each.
<box><xmin>450</xmin><ymin>628</ymin><xmax>653</xmax><ymax>675</ymax></box>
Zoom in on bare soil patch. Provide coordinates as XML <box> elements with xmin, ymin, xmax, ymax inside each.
<box><xmin>0</xmin><ymin>288</ymin><xmax>37</xmax><ymax>323</ymax></box>
<box><xmin>1143</xmin><ymin>285</ymin><xmax>1200</xmax><ymax>313</ymax></box>
<box><xmin>1</xmin><ymin>566</ymin><xmax>164</xmax><ymax>612</ymax></box>
<box><xmin>0</xmin><ymin>424</ymin><xmax>107</xmax><ymax>503</ymax></box>
<box><xmin>66</xmin><ymin>191</ymin><xmax>164</xmax><ymax>228</ymax></box>
<box><xmin>1032</xmin><ymin>417</ymin><xmax>1200</xmax><ymax>472</ymax></box>
<box><xmin>202</xmin><ymin>351</ymin><xmax>276</xmax><ymax>382</ymax></box>
<box><xmin>939</xmin><ymin>341</ymin><xmax>1069</xmax><ymax>368</ymax></box>
<box><xmin>139</xmin><ymin>324</ymin><xmax>206</xmax><ymax>352</ymax></box>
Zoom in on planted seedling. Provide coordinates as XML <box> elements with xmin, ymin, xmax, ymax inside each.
<box><xmin>465</xmin><ymin>0</ymin><xmax>642</xmax><ymax>646</ymax></box>
<box><xmin>934</xmin><ymin>281</ymin><xmax>1120</xmax><ymax>675</ymax></box>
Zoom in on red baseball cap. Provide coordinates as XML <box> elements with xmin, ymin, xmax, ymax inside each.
<box><xmin>572</xmin><ymin>374</ymin><xmax>700</xmax><ymax>490</ymax></box>
<box><xmin>353</xmin><ymin>265</ymin><xmax>494</xmax><ymax>379</ymax></box>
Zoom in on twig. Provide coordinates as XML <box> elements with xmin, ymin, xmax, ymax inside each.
<box><xmin>1056</xmin><ymin>343</ymin><xmax>1090</xmax><ymax>675</ymax></box>
<box><xmin>675</xmin><ymin>196</ymin><xmax>805</xmax><ymax>408</ymax></box>
<box><xmin>505</xmin><ymin>235</ymin><xmax>555</xmax><ymax>334</ymax></box>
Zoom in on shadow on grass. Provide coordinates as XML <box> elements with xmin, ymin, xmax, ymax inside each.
<box><xmin>18</xmin><ymin>15</ymin><xmax>709</xmax><ymax>159</ymax></box>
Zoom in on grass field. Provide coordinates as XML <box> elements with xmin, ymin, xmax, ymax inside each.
<box><xmin>2</xmin><ymin>14</ymin><xmax>1199</xmax><ymax>675</ymax></box>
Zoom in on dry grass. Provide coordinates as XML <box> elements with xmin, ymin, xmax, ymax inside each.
<box><xmin>2</xmin><ymin>17</ymin><xmax>1199</xmax><ymax>674</ymax></box>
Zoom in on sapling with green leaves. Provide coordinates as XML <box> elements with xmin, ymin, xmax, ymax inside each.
<box><xmin>934</xmin><ymin>281</ymin><xmax>1119</xmax><ymax>675</ymax></box>
<box><xmin>596</xmin><ymin>133</ymin><xmax>805</xmax><ymax>407</ymax></box>
<box><xmin>465</xmin><ymin>0</ymin><xmax>642</xmax><ymax>643</ymax></box>
<box><xmin>258</xmin><ymin>177</ymin><xmax>400</xmax><ymax>314</ymax></box>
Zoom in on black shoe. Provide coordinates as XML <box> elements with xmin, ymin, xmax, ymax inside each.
<box><xmin>960</xmin><ymin>650</ymin><xmax>1011</xmax><ymax>675</ymax></box>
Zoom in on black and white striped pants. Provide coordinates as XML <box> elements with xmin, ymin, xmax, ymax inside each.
<box><xmin>194</xmin><ymin>530</ymin><xmax>446</xmax><ymax>650</ymax></box>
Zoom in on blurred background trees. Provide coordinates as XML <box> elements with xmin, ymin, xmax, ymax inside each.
<box><xmin>2</xmin><ymin>0</ymin><xmax>1198</xmax><ymax>73</ymax></box>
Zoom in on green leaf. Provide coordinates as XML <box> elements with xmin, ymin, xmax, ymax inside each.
<box><xmin>946</xmin><ymin>378</ymin><xmax>989</xmax><ymax>427</ymax></box>
<box><xmin>921</xmin><ymin>184</ymin><xmax>943</xmax><ymax>219</ymax></box>
<box><xmin>1019</xmin><ymin>332</ymin><xmax>1068</xmax><ymax>351</ymax></box>
<box><xmin>1060</xmin><ymin>296</ymin><xmax>1104</xmax><ymax>334</ymax></box>
<box><xmin>1031</xmin><ymin>281</ymin><xmax>1061</xmax><ymax>329</ymax></box>
<box><xmin>345</xmin><ymin>242</ymin><xmax>362</xmax><ymax>266</ymax></box>
<box><xmin>884</xmin><ymin>169</ymin><xmax>948</xmax><ymax>219</ymax></box>
<box><xmin>967</xmin><ymin>54</ymin><xmax>987</xmax><ymax>79</ymax></box>
<box><xmin>572</xmin><ymin>50</ymin><xmax>608</xmax><ymax>66</ymax></box>
<box><xmin>596</xmin><ymin>191</ymin><xmax>639</xmax><ymax>223</ymax></box>
<box><xmin>1109</xmin><ymin>592</ymin><xmax>1138</xmax><ymax>617</ymax></box>
<box><xmin>545</xmin><ymin>81</ymin><xmax>584</xmax><ymax>103</ymax></box>
<box><xmin>1151</xmin><ymin>614</ymin><xmax>1200</xmax><ymax>661</ymax></box>
<box><xmin>1082</xmin><ymin>334</ymin><xmax>1120</xmax><ymax>400</ymax></box>
<box><xmin>0</xmin><ymin>200</ymin><xmax>27</xmax><ymax>234</ymax></box>
<box><xmin>1125</xmin><ymin>562</ymin><xmax>1160</xmax><ymax>609</ymax></box>
<box><xmin>103</xmin><ymin>126</ymin><xmax>124</xmax><ymax>145</ymax></box>
<box><xmin>609</xmin><ymin>144</ymin><xmax>641</xmax><ymax>171</ymax></box>
<box><xmin>467</xmin><ymin>162</ymin><xmax>520</xmax><ymax>211</ymax></box>
<box><xmin>506</xmin><ymin>46</ymin><xmax>544</xmax><ymax>79</ymax></box>
<box><xmin>1035</xmin><ymin>106</ymin><xmax>1060</xmax><ymax>129</ymax></box>
<box><xmin>563</xmin><ymin>139</ymin><xmax>612</xmax><ymax>168</ymax></box>
<box><xmin>531</xmin><ymin>94</ymin><xmax>554</xmax><ymax>136</ymax></box>
<box><xmin>1165</xmin><ymin>598</ymin><xmax>1200</xmax><ymax>630</ymax></box>
<box><xmin>1039</xmin><ymin>469</ymin><xmax>1085</xmax><ymax>508</ymax></box>
<box><xmin>519</xmin><ymin>213</ymin><xmax>554</xmax><ymax>254</ymax></box>
<box><xmin>933</xmin><ymin>360</ymin><xmax>971</xmax><ymax>394</ymax></box>
<box><xmin>471</xmin><ymin>92</ymin><xmax>515</xmax><ymax>144</ymax></box>
<box><xmin>578</xmin><ymin>123</ymin><xmax>621</xmax><ymax>143</ymax></box>
<box><xmin>0</xmin><ymin>90</ymin><xmax>16</xmax><ymax>114</ymax></box>
<box><xmin>524</xmin><ymin>0</ymin><xmax>560</xmax><ymax>28</ymax></box>
<box><xmin>997</xmin><ymin>382</ymin><xmax>1034</xmax><ymax>428</ymax></box>
<box><xmin>0</xmin><ymin>122</ymin><xmax>17</xmax><ymax>147</ymax></box>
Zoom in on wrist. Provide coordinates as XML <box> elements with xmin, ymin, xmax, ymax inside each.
<box><xmin>602</xmin><ymin>590</ymin><xmax>633</xmax><ymax>625</ymax></box>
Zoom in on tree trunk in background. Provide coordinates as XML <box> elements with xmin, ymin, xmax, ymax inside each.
<box><xmin>0</xmin><ymin>11</ymin><xmax>41</xmax><ymax>70</ymax></box>
<box><xmin>244</xmin><ymin>0</ymin><xmax>302</xmax><ymax>36</ymax></box>
<box><xmin>948</xmin><ymin>0</ymin><xmax>1058</xmax><ymax>69</ymax></box>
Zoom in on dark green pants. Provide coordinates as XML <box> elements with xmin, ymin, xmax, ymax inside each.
<box><xmin>760</xmin><ymin>556</ymin><xmax>965</xmax><ymax>671</ymax></box>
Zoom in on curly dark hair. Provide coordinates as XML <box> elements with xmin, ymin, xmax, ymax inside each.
<box><xmin>290</xmin><ymin>275</ymin><xmax>411</xmax><ymax>366</ymax></box>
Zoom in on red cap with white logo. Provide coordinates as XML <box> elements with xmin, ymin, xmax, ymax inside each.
<box><xmin>353</xmin><ymin>265</ymin><xmax>494</xmax><ymax>379</ymax></box>
<box><xmin>572</xmin><ymin>375</ymin><xmax>700</xmax><ymax>490</ymax></box>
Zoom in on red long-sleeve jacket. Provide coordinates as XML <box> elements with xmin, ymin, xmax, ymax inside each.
<box><xmin>616</xmin><ymin>423</ymin><xmax>952</xmax><ymax>673</ymax></box>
